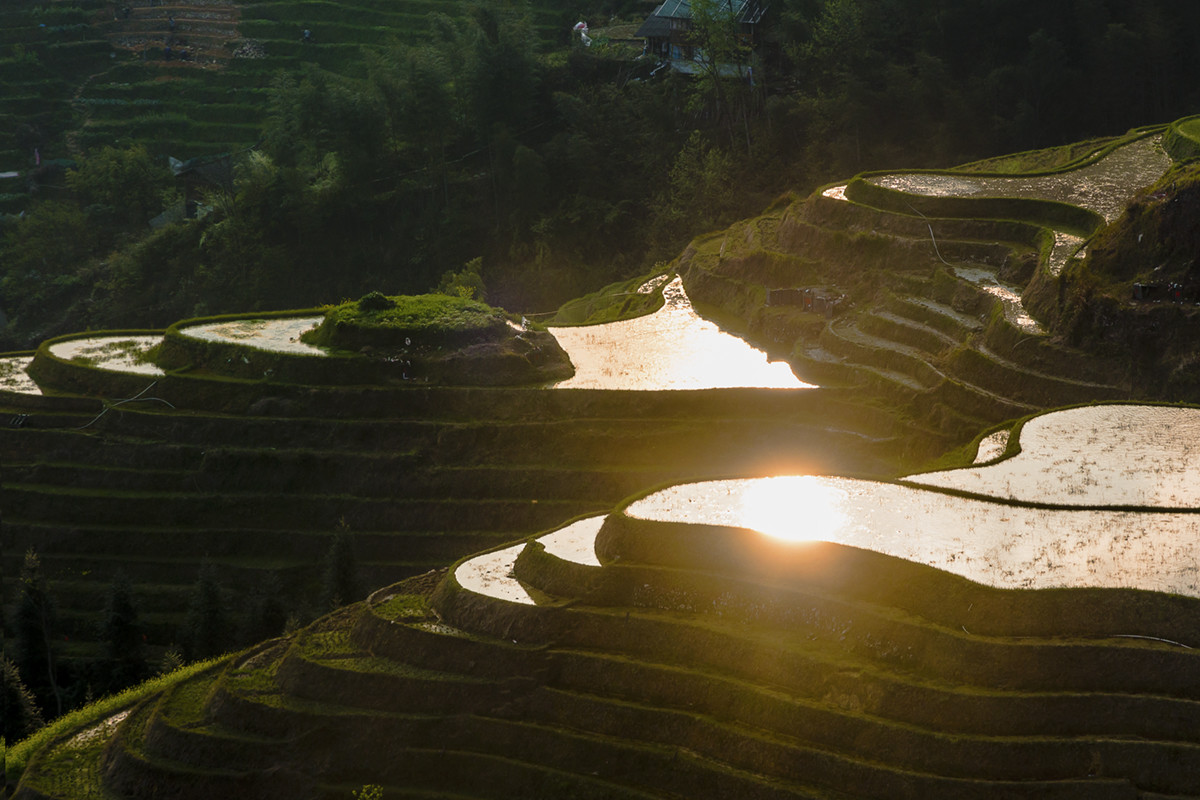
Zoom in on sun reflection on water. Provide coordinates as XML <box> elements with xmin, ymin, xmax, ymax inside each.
<box><xmin>549</xmin><ymin>277</ymin><xmax>813</xmax><ymax>390</ymax></box>
<box><xmin>739</xmin><ymin>476</ymin><xmax>848</xmax><ymax>542</ymax></box>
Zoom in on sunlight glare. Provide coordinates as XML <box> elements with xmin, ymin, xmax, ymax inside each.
<box><xmin>738</xmin><ymin>476</ymin><xmax>847</xmax><ymax>542</ymax></box>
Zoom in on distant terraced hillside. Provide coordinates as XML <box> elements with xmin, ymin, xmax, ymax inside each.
<box><xmin>0</xmin><ymin>0</ymin><xmax>574</xmax><ymax>214</ymax></box>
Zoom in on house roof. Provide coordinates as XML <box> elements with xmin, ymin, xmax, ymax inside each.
<box><xmin>635</xmin><ymin>7</ymin><xmax>672</xmax><ymax>38</ymax></box>
<box><xmin>641</xmin><ymin>0</ymin><xmax>762</xmax><ymax>25</ymax></box>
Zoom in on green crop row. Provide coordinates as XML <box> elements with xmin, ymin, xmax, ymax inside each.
<box><xmin>239</xmin><ymin>18</ymin><xmax>430</xmax><ymax>45</ymax></box>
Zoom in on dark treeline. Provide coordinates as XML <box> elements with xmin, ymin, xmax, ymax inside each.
<box><xmin>2</xmin><ymin>0</ymin><xmax>1199</xmax><ymax>343</ymax></box>
<box><xmin>7</xmin><ymin>532</ymin><xmax>361</xmax><ymax>727</ymax></box>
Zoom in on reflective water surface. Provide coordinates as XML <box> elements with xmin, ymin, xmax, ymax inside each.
<box><xmin>910</xmin><ymin>405</ymin><xmax>1200</xmax><ymax>507</ymax></box>
<box><xmin>951</xmin><ymin>266</ymin><xmax>1043</xmax><ymax>334</ymax></box>
<box><xmin>180</xmin><ymin>316</ymin><xmax>326</xmax><ymax>356</ymax></box>
<box><xmin>49</xmin><ymin>335</ymin><xmax>166</xmax><ymax>376</ymax></box>
<box><xmin>454</xmin><ymin>516</ymin><xmax>604</xmax><ymax>605</ymax></box>
<box><xmin>0</xmin><ymin>356</ymin><xmax>39</xmax><ymax>394</ymax></box>
<box><xmin>870</xmin><ymin>136</ymin><xmax>1170</xmax><ymax>224</ymax></box>
<box><xmin>972</xmin><ymin>430</ymin><xmax>1010</xmax><ymax>464</ymax></box>
<box><xmin>625</xmin><ymin>405</ymin><xmax>1200</xmax><ymax>596</ymax></box>
<box><xmin>626</xmin><ymin>474</ymin><xmax>1200</xmax><ymax>596</ymax></box>
<box><xmin>550</xmin><ymin>277</ymin><xmax>813</xmax><ymax>390</ymax></box>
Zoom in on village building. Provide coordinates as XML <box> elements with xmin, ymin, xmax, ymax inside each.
<box><xmin>635</xmin><ymin>0</ymin><xmax>767</xmax><ymax>74</ymax></box>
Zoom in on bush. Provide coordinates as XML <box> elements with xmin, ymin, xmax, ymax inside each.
<box><xmin>357</xmin><ymin>290</ymin><xmax>396</xmax><ymax>312</ymax></box>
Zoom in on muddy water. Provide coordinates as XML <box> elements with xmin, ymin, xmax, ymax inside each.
<box><xmin>454</xmin><ymin>516</ymin><xmax>604</xmax><ymax>604</ymax></box>
<box><xmin>0</xmin><ymin>356</ymin><xmax>39</xmax><ymax>394</ymax></box>
<box><xmin>951</xmin><ymin>266</ymin><xmax>1043</xmax><ymax>333</ymax></box>
<box><xmin>870</xmin><ymin>136</ymin><xmax>1171</xmax><ymax>224</ymax></box>
<box><xmin>910</xmin><ymin>405</ymin><xmax>1200</xmax><ymax>508</ymax></box>
<box><xmin>625</xmin><ymin>470</ymin><xmax>1200</xmax><ymax>597</ymax></box>
<box><xmin>49</xmin><ymin>335</ymin><xmax>166</xmax><ymax>376</ymax></box>
<box><xmin>549</xmin><ymin>277</ymin><xmax>813</xmax><ymax>390</ymax></box>
<box><xmin>180</xmin><ymin>316</ymin><xmax>326</xmax><ymax>356</ymax></box>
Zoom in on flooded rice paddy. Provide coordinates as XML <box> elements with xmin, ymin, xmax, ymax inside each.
<box><xmin>911</xmin><ymin>405</ymin><xmax>1200</xmax><ymax>508</ymax></box>
<box><xmin>972</xmin><ymin>430</ymin><xmax>1010</xmax><ymax>464</ymax></box>
<box><xmin>0</xmin><ymin>355</ymin><xmax>39</xmax><ymax>394</ymax></box>
<box><xmin>869</xmin><ymin>135</ymin><xmax>1171</xmax><ymax>224</ymax></box>
<box><xmin>549</xmin><ymin>277</ymin><xmax>813</xmax><ymax>390</ymax></box>
<box><xmin>626</xmin><ymin>476</ymin><xmax>1200</xmax><ymax>598</ymax></box>
<box><xmin>622</xmin><ymin>404</ymin><xmax>1200</xmax><ymax>597</ymax></box>
<box><xmin>180</xmin><ymin>316</ymin><xmax>326</xmax><ymax>356</ymax></box>
<box><xmin>49</xmin><ymin>335</ymin><xmax>165</xmax><ymax>376</ymax></box>
<box><xmin>1</xmin><ymin>291</ymin><xmax>810</xmax><ymax>395</ymax></box>
<box><xmin>950</xmin><ymin>266</ymin><xmax>1043</xmax><ymax>334</ymax></box>
<box><xmin>454</xmin><ymin>516</ymin><xmax>603</xmax><ymax>605</ymax></box>
<box><xmin>453</xmin><ymin>405</ymin><xmax>1200</xmax><ymax>606</ymax></box>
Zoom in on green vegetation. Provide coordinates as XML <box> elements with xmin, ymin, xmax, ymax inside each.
<box><xmin>548</xmin><ymin>269</ymin><xmax>671</xmax><ymax>326</ymax></box>
<box><xmin>5</xmin><ymin>656</ymin><xmax>227</xmax><ymax>789</ymax></box>
<box><xmin>5</xmin><ymin>0</ymin><xmax>1200</xmax><ymax>350</ymax></box>
<box><xmin>8</xmin><ymin>1</ymin><xmax>1200</xmax><ymax>796</ymax></box>
<box><xmin>305</xmin><ymin>293</ymin><xmax>509</xmax><ymax>350</ymax></box>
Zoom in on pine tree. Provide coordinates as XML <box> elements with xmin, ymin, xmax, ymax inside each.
<box><xmin>239</xmin><ymin>571</ymin><xmax>288</xmax><ymax>645</ymax></box>
<box><xmin>2</xmin><ymin>654</ymin><xmax>45</xmax><ymax>741</ymax></box>
<box><xmin>179</xmin><ymin>562</ymin><xmax>231</xmax><ymax>661</ymax></box>
<box><xmin>12</xmin><ymin>548</ymin><xmax>62</xmax><ymax>717</ymax></box>
<box><xmin>319</xmin><ymin>519</ymin><xmax>361</xmax><ymax>611</ymax></box>
<box><xmin>97</xmin><ymin>571</ymin><xmax>147</xmax><ymax>692</ymax></box>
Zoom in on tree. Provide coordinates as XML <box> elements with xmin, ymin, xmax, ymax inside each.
<box><xmin>687</xmin><ymin>0</ymin><xmax>757</xmax><ymax>151</ymax></box>
<box><xmin>437</xmin><ymin>257</ymin><xmax>487</xmax><ymax>300</ymax></box>
<box><xmin>65</xmin><ymin>145</ymin><xmax>170</xmax><ymax>228</ymax></box>
<box><xmin>179</xmin><ymin>562</ymin><xmax>232</xmax><ymax>661</ymax></box>
<box><xmin>11</xmin><ymin>548</ymin><xmax>61</xmax><ymax>717</ymax></box>
<box><xmin>239</xmin><ymin>571</ymin><xmax>288</xmax><ymax>646</ymax></box>
<box><xmin>97</xmin><ymin>571</ymin><xmax>147</xmax><ymax>693</ymax></box>
<box><xmin>320</xmin><ymin>519</ymin><xmax>361</xmax><ymax>611</ymax></box>
<box><xmin>2</xmin><ymin>654</ymin><xmax>45</xmax><ymax>741</ymax></box>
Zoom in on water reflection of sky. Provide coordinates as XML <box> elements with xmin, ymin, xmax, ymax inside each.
<box><xmin>869</xmin><ymin>136</ymin><xmax>1170</xmax><ymax>224</ymax></box>
<box><xmin>49</xmin><ymin>335</ymin><xmax>165</xmax><ymax>376</ymax></box>
<box><xmin>549</xmin><ymin>277</ymin><xmax>813</xmax><ymax>390</ymax></box>
<box><xmin>454</xmin><ymin>516</ymin><xmax>604</xmax><ymax>605</ymax></box>
<box><xmin>625</xmin><ymin>405</ymin><xmax>1200</xmax><ymax>597</ymax></box>
<box><xmin>181</xmin><ymin>316</ymin><xmax>326</xmax><ymax>356</ymax></box>
<box><xmin>911</xmin><ymin>405</ymin><xmax>1200</xmax><ymax>508</ymax></box>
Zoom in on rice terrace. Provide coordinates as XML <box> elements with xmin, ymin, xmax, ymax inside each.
<box><xmin>8</xmin><ymin>1</ymin><xmax>1200</xmax><ymax>797</ymax></box>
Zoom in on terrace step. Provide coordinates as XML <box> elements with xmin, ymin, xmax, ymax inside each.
<box><xmin>858</xmin><ymin>310</ymin><xmax>961</xmax><ymax>355</ymax></box>
<box><xmin>820</xmin><ymin>316</ymin><xmax>945</xmax><ymax>388</ymax></box>
<box><xmin>374</xmin><ymin>570</ymin><xmax>1200</xmax><ymax>795</ymax></box>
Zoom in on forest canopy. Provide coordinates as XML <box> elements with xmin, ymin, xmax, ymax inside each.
<box><xmin>2</xmin><ymin>0</ymin><xmax>1198</xmax><ymax>348</ymax></box>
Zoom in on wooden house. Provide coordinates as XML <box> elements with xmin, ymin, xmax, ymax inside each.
<box><xmin>636</xmin><ymin>0</ymin><xmax>766</xmax><ymax>72</ymax></box>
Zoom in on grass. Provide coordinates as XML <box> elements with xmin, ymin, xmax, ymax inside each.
<box><xmin>548</xmin><ymin>269</ymin><xmax>671</xmax><ymax>326</ymax></box>
<box><xmin>372</xmin><ymin>592</ymin><xmax>431</xmax><ymax>621</ymax></box>
<box><xmin>5</xmin><ymin>655</ymin><xmax>231</xmax><ymax>788</ymax></box>
<box><xmin>304</xmin><ymin>293</ymin><xmax>510</xmax><ymax>349</ymax></box>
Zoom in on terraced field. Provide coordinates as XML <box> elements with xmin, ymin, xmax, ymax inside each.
<box><xmin>10</xmin><ymin>119</ymin><xmax>1200</xmax><ymax>798</ymax></box>
<box><xmin>0</xmin><ymin>297</ymin><xmax>894</xmax><ymax>665</ymax></box>
<box><xmin>16</xmin><ymin>428</ymin><xmax>1200</xmax><ymax>798</ymax></box>
<box><xmin>677</xmin><ymin>125</ymin><xmax>1189</xmax><ymax>445</ymax></box>
<box><xmin>0</xmin><ymin>0</ymin><xmax>572</xmax><ymax>213</ymax></box>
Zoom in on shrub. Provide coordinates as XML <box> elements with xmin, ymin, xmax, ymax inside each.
<box><xmin>357</xmin><ymin>290</ymin><xmax>395</xmax><ymax>312</ymax></box>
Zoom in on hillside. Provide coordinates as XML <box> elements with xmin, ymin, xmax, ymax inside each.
<box><xmin>8</xmin><ymin>111</ymin><xmax>1200</xmax><ymax>797</ymax></box>
<box><xmin>0</xmin><ymin>0</ymin><xmax>572</xmax><ymax>188</ymax></box>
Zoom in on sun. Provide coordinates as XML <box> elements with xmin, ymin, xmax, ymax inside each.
<box><xmin>737</xmin><ymin>476</ymin><xmax>848</xmax><ymax>543</ymax></box>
